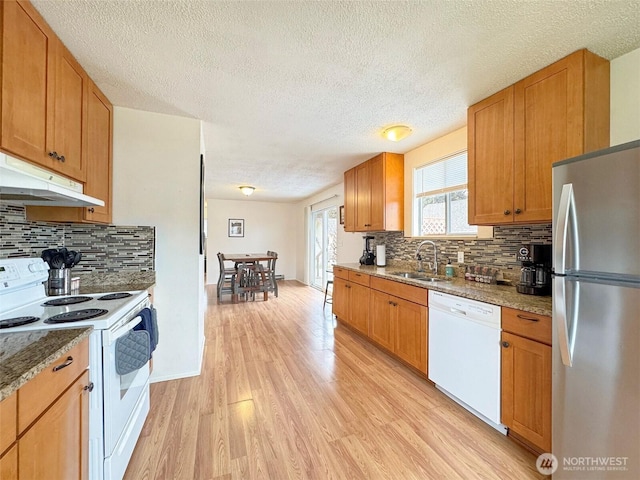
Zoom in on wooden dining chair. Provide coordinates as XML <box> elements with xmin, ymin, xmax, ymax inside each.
<box><xmin>232</xmin><ymin>263</ymin><xmax>269</xmax><ymax>303</ymax></box>
<box><xmin>216</xmin><ymin>253</ymin><xmax>237</xmax><ymax>302</ymax></box>
<box><xmin>265</xmin><ymin>251</ymin><xmax>279</xmax><ymax>297</ymax></box>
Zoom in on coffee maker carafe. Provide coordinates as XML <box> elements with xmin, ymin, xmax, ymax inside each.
<box><xmin>359</xmin><ymin>236</ymin><xmax>376</xmax><ymax>265</ymax></box>
<box><xmin>516</xmin><ymin>244</ymin><xmax>551</xmax><ymax>295</ymax></box>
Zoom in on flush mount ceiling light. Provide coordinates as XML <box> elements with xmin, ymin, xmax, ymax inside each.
<box><xmin>239</xmin><ymin>185</ymin><xmax>255</xmax><ymax>196</ymax></box>
<box><xmin>382</xmin><ymin>125</ymin><xmax>413</xmax><ymax>142</ymax></box>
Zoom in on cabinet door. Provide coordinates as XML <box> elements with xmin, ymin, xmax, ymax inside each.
<box><xmin>513</xmin><ymin>53</ymin><xmax>583</xmax><ymax>224</ymax></box>
<box><xmin>332</xmin><ymin>277</ymin><xmax>350</xmax><ymax>322</ymax></box>
<box><xmin>468</xmin><ymin>86</ymin><xmax>515</xmax><ymax>225</ymax></box>
<box><xmin>368</xmin><ymin>154</ymin><xmax>385</xmax><ymax>231</ymax></box>
<box><xmin>84</xmin><ymin>81</ymin><xmax>112</xmax><ymax>223</ymax></box>
<box><xmin>393</xmin><ymin>298</ymin><xmax>427</xmax><ymax>374</ymax></box>
<box><xmin>19</xmin><ymin>370</ymin><xmax>90</xmax><ymax>480</ymax></box>
<box><xmin>1</xmin><ymin>0</ymin><xmax>54</xmax><ymax>164</ymax></box>
<box><xmin>0</xmin><ymin>445</ymin><xmax>17</xmax><ymax>480</ymax></box>
<box><xmin>369</xmin><ymin>289</ymin><xmax>394</xmax><ymax>351</ymax></box>
<box><xmin>343</xmin><ymin>167</ymin><xmax>356</xmax><ymax>232</ymax></box>
<box><xmin>501</xmin><ymin>332</ymin><xmax>551</xmax><ymax>452</ymax></box>
<box><xmin>49</xmin><ymin>41</ymin><xmax>88</xmax><ymax>181</ymax></box>
<box><xmin>349</xmin><ymin>283</ymin><xmax>370</xmax><ymax>335</ymax></box>
<box><xmin>355</xmin><ymin>161</ymin><xmax>371</xmax><ymax>231</ymax></box>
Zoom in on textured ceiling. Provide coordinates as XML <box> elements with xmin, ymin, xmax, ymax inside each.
<box><xmin>31</xmin><ymin>0</ymin><xmax>640</xmax><ymax>202</ymax></box>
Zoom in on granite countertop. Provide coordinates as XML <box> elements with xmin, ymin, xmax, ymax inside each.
<box><xmin>78</xmin><ymin>281</ymin><xmax>156</xmax><ymax>295</ymax></box>
<box><xmin>0</xmin><ymin>327</ymin><xmax>92</xmax><ymax>402</ymax></box>
<box><xmin>335</xmin><ymin>263</ymin><xmax>552</xmax><ymax>317</ymax></box>
<box><xmin>76</xmin><ymin>271</ymin><xmax>156</xmax><ymax>295</ymax></box>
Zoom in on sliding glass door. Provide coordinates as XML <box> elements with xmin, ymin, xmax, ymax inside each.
<box><xmin>311</xmin><ymin>206</ymin><xmax>338</xmax><ymax>290</ymax></box>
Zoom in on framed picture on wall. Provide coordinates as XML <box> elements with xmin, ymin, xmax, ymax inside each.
<box><xmin>228</xmin><ymin>219</ymin><xmax>245</xmax><ymax>237</ymax></box>
<box><xmin>339</xmin><ymin>205</ymin><xmax>345</xmax><ymax>225</ymax></box>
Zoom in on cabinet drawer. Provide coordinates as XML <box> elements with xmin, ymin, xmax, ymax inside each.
<box><xmin>502</xmin><ymin>307</ymin><xmax>551</xmax><ymax>345</ymax></box>
<box><xmin>370</xmin><ymin>277</ymin><xmax>428</xmax><ymax>306</ymax></box>
<box><xmin>18</xmin><ymin>338</ymin><xmax>89</xmax><ymax>433</ymax></box>
<box><xmin>0</xmin><ymin>392</ymin><xmax>17</xmax><ymax>455</ymax></box>
<box><xmin>348</xmin><ymin>271</ymin><xmax>370</xmax><ymax>287</ymax></box>
<box><xmin>333</xmin><ymin>267</ymin><xmax>349</xmax><ymax>280</ymax></box>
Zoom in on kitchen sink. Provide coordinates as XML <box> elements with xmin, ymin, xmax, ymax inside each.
<box><xmin>390</xmin><ymin>272</ymin><xmax>445</xmax><ymax>282</ymax></box>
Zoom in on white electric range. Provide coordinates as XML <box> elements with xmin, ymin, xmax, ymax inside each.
<box><xmin>0</xmin><ymin>258</ymin><xmax>153</xmax><ymax>480</ymax></box>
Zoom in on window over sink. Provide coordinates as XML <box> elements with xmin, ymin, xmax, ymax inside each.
<box><xmin>413</xmin><ymin>151</ymin><xmax>477</xmax><ymax>237</ymax></box>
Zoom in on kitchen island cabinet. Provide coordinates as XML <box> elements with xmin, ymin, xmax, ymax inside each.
<box><xmin>468</xmin><ymin>48</ymin><xmax>610</xmax><ymax>225</ymax></box>
<box><xmin>501</xmin><ymin>307</ymin><xmax>552</xmax><ymax>453</ymax></box>
<box><xmin>344</xmin><ymin>152</ymin><xmax>403</xmax><ymax>232</ymax></box>
<box><xmin>1</xmin><ymin>0</ymin><xmax>88</xmax><ymax>182</ymax></box>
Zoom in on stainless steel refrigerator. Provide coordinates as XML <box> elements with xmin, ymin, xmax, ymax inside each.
<box><xmin>552</xmin><ymin>139</ymin><xmax>640</xmax><ymax>479</ymax></box>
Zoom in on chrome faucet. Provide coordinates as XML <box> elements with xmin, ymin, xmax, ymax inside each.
<box><xmin>415</xmin><ymin>240</ymin><xmax>437</xmax><ymax>275</ymax></box>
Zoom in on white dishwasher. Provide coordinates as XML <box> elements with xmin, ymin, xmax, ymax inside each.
<box><xmin>428</xmin><ymin>290</ymin><xmax>507</xmax><ymax>433</ymax></box>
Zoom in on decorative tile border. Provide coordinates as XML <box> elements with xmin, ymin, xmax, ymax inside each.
<box><xmin>0</xmin><ymin>204</ymin><xmax>155</xmax><ymax>273</ymax></box>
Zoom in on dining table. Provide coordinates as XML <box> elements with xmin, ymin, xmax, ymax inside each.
<box><xmin>222</xmin><ymin>253</ymin><xmax>275</xmax><ymax>264</ymax></box>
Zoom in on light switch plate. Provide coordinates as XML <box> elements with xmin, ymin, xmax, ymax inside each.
<box><xmin>457</xmin><ymin>251</ymin><xmax>465</xmax><ymax>263</ymax></box>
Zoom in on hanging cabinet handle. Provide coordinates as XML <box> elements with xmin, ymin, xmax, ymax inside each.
<box><xmin>501</xmin><ymin>341</ymin><xmax>510</xmax><ymax>348</ymax></box>
<box><xmin>516</xmin><ymin>314</ymin><xmax>539</xmax><ymax>322</ymax></box>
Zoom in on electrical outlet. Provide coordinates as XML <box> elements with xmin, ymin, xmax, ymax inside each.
<box><xmin>457</xmin><ymin>251</ymin><xmax>465</xmax><ymax>264</ymax></box>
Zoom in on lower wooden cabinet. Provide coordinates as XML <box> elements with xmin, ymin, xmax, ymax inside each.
<box><xmin>0</xmin><ymin>338</ymin><xmax>90</xmax><ymax>480</ymax></box>
<box><xmin>369</xmin><ymin>290</ymin><xmax>395</xmax><ymax>351</ymax></box>
<box><xmin>332</xmin><ymin>273</ymin><xmax>370</xmax><ymax>336</ymax></box>
<box><xmin>501</xmin><ymin>308</ymin><xmax>552</xmax><ymax>453</ymax></box>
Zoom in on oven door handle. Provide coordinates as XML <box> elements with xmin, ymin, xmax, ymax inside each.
<box><xmin>105</xmin><ymin>315</ymin><xmax>144</xmax><ymax>346</ymax></box>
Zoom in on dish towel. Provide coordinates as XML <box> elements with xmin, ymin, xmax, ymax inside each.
<box><xmin>115</xmin><ymin>330</ymin><xmax>150</xmax><ymax>375</ymax></box>
<box><xmin>134</xmin><ymin>306</ymin><xmax>159</xmax><ymax>359</ymax></box>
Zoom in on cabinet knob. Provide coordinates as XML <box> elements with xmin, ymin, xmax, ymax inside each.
<box><xmin>58</xmin><ymin>155</ymin><xmax>65</xmax><ymax>163</ymax></box>
<box><xmin>501</xmin><ymin>341</ymin><xmax>510</xmax><ymax>348</ymax></box>
<box><xmin>504</xmin><ymin>209</ymin><xmax>511</xmax><ymax>215</ymax></box>
<box><xmin>88</xmin><ymin>208</ymin><xmax>95</xmax><ymax>213</ymax></box>
<box><xmin>84</xmin><ymin>382</ymin><xmax>94</xmax><ymax>393</ymax></box>
<box><xmin>48</xmin><ymin>151</ymin><xmax>59</xmax><ymax>159</ymax></box>
<box><xmin>514</xmin><ymin>208</ymin><xmax>521</xmax><ymax>214</ymax></box>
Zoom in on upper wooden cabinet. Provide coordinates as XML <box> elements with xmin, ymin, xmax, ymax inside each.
<box><xmin>468</xmin><ymin>49</ymin><xmax>610</xmax><ymax>225</ymax></box>
<box><xmin>344</xmin><ymin>152</ymin><xmax>404</xmax><ymax>232</ymax></box>
<box><xmin>1</xmin><ymin>0</ymin><xmax>88</xmax><ymax>182</ymax></box>
<box><xmin>27</xmin><ymin>80</ymin><xmax>113</xmax><ymax>224</ymax></box>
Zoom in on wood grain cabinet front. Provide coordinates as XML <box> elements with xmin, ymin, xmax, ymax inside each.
<box><xmin>27</xmin><ymin>79</ymin><xmax>114</xmax><ymax>224</ymax></box>
<box><xmin>468</xmin><ymin>49</ymin><xmax>610</xmax><ymax>225</ymax></box>
<box><xmin>1</xmin><ymin>0</ymin><xmax>88</xmax><ymax>182</ymax></box>
<box><xmin>344</xmin><ymin>152</ymin><xmax>404</xmax><ymax>232</ymax></box>
<box><xmin>501</xmin><ymin>308</ymin><xmax>552</xmax><ymax>453</ymax></box>
<box><xmin>332</xmin><ymin>272</ymin><xmax>370</xmax><ymax>336</ymax></box>
<box><xmin>0</xmin><ymin>337</ymin><xmax>91</xmax><ymax>480</ymax></box>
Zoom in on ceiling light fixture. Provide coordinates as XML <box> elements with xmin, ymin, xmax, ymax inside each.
<box><xmin>382</xmin><ymin>125</ymin><xmax>413</xmax><ymax>142</ymax></box>
<box><xmin>239</xmin><ymin>185</ymin><xmax>255</xmax><ymax>196</ymax></box>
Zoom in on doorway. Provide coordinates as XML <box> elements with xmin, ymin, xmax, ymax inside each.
<box><xmin>311</xmin><ymin>206</ymin><xmax>338</xmax><ymax>290</ymax></box>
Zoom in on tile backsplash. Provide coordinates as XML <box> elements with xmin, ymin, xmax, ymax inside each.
<box><xmin>0</xmin><ymin>204</ymin><xmax>155</xmax><ymax>273</ymax></box>
<box><xmin>373</xmin><ymin>224</ymin><xmax>552</xmax><ymax>279</ymax></box>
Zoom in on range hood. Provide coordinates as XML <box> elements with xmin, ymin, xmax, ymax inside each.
<box><xmin>0</xmin><ymin>153</ymin><xmax>104</xmax><ymax>207</ymax></box>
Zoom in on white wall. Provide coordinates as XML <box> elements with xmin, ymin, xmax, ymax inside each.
<box><xmin>112</xmin><ymin>107</ymin><xmax>205</xmax><ymax>382</ymax></box>
<box><xmin>206</xmin><ymin>199</ymin><xmax>298</xmax><ymax>284</ymax></box>
<box><xmin>611</xmin><ymin>47</ymin><xmax>640</xmax><ymax>146</ymax></box>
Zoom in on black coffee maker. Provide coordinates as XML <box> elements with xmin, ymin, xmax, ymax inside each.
<box><xmin>516</xmin><ymin>244</ymin><xmax>551</xmax><ymax>295</ymax></box>
<box><xmin>359</xmin><ymin>236</ymin><xmax>376</xmax><ymax>265</ymax></box>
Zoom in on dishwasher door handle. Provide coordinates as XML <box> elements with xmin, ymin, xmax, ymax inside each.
<box><xmin>449</xmin><ymin>307</ymin><xmax>467</xmax><ymax>316</ymax></box>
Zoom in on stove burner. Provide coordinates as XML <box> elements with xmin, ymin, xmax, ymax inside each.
<box><xmin>45</xmin><ymin>309</ymin><xmax>108</xmax><ymax>324</ymax></box>
<box><xmin>98</xmin><ymin>293</ymin><xmax>132</xmax><ymax>301</ymax></box>
<box><xmin>43</xmin><ymin>296</ymin><xmax>92</xmax><ymax>306</ymax></box>
<box><xmin>0</xmin><ymin>316</ymin><xmax>40</xmax><ymax>329</ymax></box>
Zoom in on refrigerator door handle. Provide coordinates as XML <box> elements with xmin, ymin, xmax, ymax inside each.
<box><xmin>554</xmin><ymin>183</ymin><xmax>579</xmax><ymax>274</ymax></box>
<box><xmin>554</xmin><ymin>276</ymin><xmax>580</xmax><ymax>367</ymax></box>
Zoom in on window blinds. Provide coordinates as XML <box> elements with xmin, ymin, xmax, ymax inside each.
<box><xmin>415</xmin><ymin>152</ymin><xmax>468</xmax><ymax>198</ymax></box>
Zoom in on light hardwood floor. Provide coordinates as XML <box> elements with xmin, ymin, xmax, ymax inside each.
<box><xmin>124</xmin><ymin>281</ymin><xmax>544</xmax><ymax>480</ymax></box>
